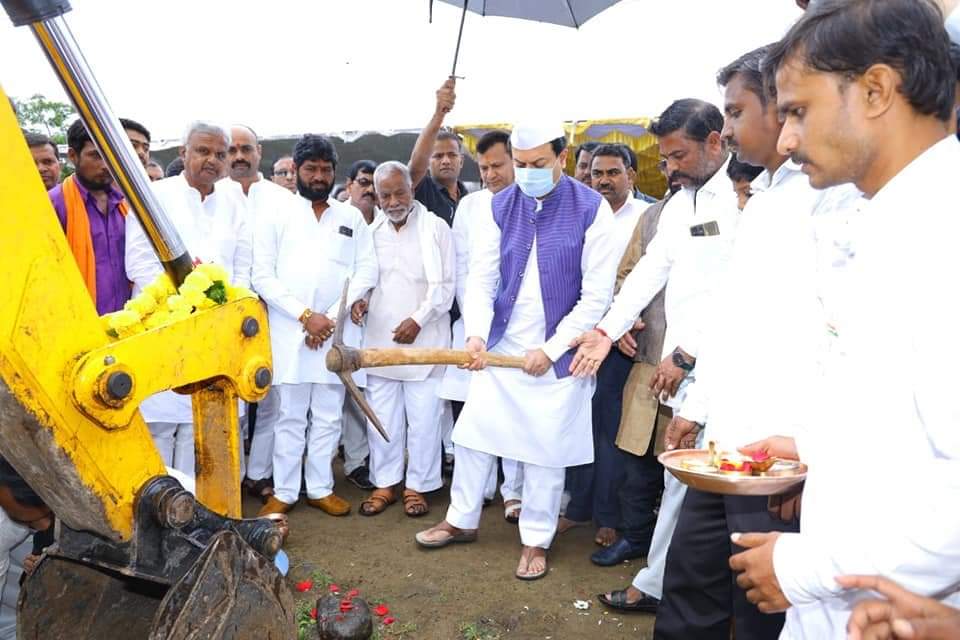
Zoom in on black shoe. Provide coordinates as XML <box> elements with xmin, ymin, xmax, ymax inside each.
<box><xmin>346</xmin><ymin>465</ymin><xmax>374</xmax><ymax>490</ymax></box>
<box><xmin>590</xmin><ymin>538</ymin><xmax>648</xmax><ymax>567</ymax></box>
<box><xmin>597</xmin><ymin>588</ymin><xmax>659</xmax><ymax>614</ymax></box>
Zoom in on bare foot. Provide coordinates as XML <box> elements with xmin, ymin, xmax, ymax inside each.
<box><xmin>557</xmin><ymin>516</ymin><xmax>589</xmax><ymax>534</ymax></box>
<box><xmin>595</xmin><ymin>526</ymin><xmax>618</xmax><ymax>547</ymax></box>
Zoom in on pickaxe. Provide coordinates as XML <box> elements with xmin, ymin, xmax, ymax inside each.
<box><xmin>325</xmin><ymin>281</ymin><xmax>525</xmax><ymax>442</ymax></box>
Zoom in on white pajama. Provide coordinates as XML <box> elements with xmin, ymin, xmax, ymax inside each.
<box><xmin>247</xmin><ymin>387</ymin><xmax>279</xmax><ymax>481</ymax></box>
<box><xmin>272</xmin><ymin>382</ymin><xmax>345</xmax><ymax>504</ymax></box>
<box><xmin>148</xmin><ymin>421</ymin><xmax>195</xmax><ymax>476</ymax></box>
<box><xmin>447</xmin><ymin>445</ymin><xmax>564</xmax><ymax>549</ymax></box>
<box><xmin>440</xmin><ymin>400</ymin><xmax>455</xmax><ymax>456</ymax></box>
<box><xmin>500</xmin><ymin>458</ymin><xmax>524</xmax><ymax>503</ymax></box>
<box><xmin>340</xmin><ymin>394</ymin><xmax>370</xmax><ymax>475</ymax></box>
<box><xmin>365</xmin><ymin>373</ymin><xmax>443</xmax><ymax>493</ymax></box>
<box><xmin>632</xmin><ymin>471</ymin><xmax>686</xmax><ymax>599</ymax></box>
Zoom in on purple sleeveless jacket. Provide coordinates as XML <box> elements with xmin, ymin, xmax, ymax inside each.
<box><xmin>488</xmin><ymin>175</ymin><xmax>601</xmax><ymax>378</ymax></box>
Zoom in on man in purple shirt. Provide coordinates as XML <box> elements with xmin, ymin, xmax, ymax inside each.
<box><xmin>49</xmin><ymin>120</ymin><xmax>130</xmax><ymax>314</ymax></box>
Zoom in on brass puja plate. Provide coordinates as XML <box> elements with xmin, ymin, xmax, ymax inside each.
<box><xmin>658</xmin><ymin>449</ymin><xmax>807</xmax><ymax>496</ymax></box>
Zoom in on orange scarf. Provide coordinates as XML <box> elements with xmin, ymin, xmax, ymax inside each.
<box><xmin>63</xmin><ymin>175</ymin><xmax>128</xmax><ymax>303</ymax></box>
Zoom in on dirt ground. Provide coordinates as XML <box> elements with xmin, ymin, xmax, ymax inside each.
<box><xmin>241</xmin><ymin>461</ymin><xmax>656</xmax><ymax>640</ymax></box>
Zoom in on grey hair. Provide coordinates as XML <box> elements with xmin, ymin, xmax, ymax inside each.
<box><xmin>182</xmin><ymin>120</ymin><xmax>231</xmax><ymax>146</ymax></box>
<box><xmin>373</xmin><ymin>160</ymin><xmax>412</xmax><ymax>189</ymax></box>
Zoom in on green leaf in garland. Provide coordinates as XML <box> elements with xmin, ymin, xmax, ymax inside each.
<box><xmin>205</xmin><ymin>280</ymin><xmax>228</xmax><ymax>305</ymax></box>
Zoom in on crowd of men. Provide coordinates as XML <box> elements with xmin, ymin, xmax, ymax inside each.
<box><xmin>6</xmin><ymin>0</ymin><xmax>960</xmax><ymax>637</ymax></box>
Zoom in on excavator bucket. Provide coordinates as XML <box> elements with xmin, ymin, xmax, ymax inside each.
<box><xmin>19</xmin><ymin>530</ymin><xmax>294</xmax><ymax>640</ymax></box>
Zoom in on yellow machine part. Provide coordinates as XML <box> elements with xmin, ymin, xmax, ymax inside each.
<box><xmin>0</xmin><ymin>87</ymin><xmax>271</xmax><ymax>539</ymax></box>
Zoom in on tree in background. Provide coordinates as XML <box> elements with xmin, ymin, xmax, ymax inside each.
<box><xmin>13</xmin><ymin>93</ymin><xmax>75</xmax><ymax>144</ymax></box>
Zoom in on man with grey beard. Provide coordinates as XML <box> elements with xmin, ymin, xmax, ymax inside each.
<box><xmin>355</xmin><ymin>161</ymin><xmax>454</xmax><ymax>519</ymax></box>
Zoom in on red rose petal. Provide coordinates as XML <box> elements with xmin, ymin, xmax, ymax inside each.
<box><xmin>339</xmin><ymin>601</ymin><xmax>354</xmax><ymax>613</ymax></box>
<box><xmin>329</xmin><ymin>584</ymin><xmax>340</xmax><ymax>593</ymax></box>
<box><xmin>373</xmin><ymin>604</ymin><xmax>390</xmax><ymax>617</ymax></box>
<box><xmin>295</xmin><ymin>580</ymin><xmax>313</xmax><ymax>592</ymax></box>
<box><xmin>347</xmin><ymin>588</ymin><xmax>360</xmax><ymax>598</ymax></box>
<box><xmin>383</xmin><ymin>616</ymin><xmax>396</xmax><ymax>625</ymax></box>
<box><xmin>752</xmin><ymin>450</ymin><xmax>770</xmax><ymax>462</ymax></box>
<box><xmin>310</xmin><ymin>608</ymin><xmax>318</xmax><ymax>620</ymax></box>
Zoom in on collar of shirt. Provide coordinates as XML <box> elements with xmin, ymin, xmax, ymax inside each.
<box><xmin>693</xmin><ymin>156</ymin><xmax>732</xmax><ymax>199</ymax></box>
<box><xmin>752</xmin><ymin>159</ymin><xmax>802</xmax><ymax>194</ymax></box>
<box><xmin>612</xmin><ymin>194</ymin><xmax>637</xmax><ymax>215</ymax></box>
<box><xmin>862</xmin><ymin>135</ymin><xmax>955</xmax><ymax>214</ymax></box>
<box><xmin>72</xmin><ymin>175</ymin><xmax>125</xmax><ymax>211</ymax></box>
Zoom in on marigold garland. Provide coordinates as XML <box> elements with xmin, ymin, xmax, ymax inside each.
<box><xmin>102</xmin><ymin>263</ymin><xmax>256</xmax><ymax>339</ymax></box>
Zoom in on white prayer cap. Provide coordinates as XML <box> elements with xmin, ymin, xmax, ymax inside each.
<box><xmin>510</xmin><ymin>122</ymin><xmax>566</xmax><ymax>151</ymax></box>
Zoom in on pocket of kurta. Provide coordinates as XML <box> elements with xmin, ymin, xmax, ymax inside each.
<box><xmin>328</xmin><ymin>234</ymin><xmax>355</xmax><ymax>266</ymax></box>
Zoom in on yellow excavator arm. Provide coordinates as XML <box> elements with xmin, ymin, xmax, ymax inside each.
<box><xmin>0</xmin><ymin>1</ymin><xmax>295</xmax><ymax>637</ymax></box>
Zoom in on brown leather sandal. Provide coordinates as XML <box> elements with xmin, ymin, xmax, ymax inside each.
<box><xmin>359</xmin><ymin>488</ymin><xmax>396</xmax><ymax>516</ymax></box>
<box><xmin>402</xmin><ymin>489</ymin><xmax>429</xmax><ymax>518</ymax></box>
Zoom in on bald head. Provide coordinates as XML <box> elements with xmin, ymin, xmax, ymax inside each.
<box><xmin>228</xmin><ymin>125</ymin><xmax>261</xmax><ymax>181</ymax></box>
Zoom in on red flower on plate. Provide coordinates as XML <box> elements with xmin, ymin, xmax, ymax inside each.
<box><xmin>309</xmin><ymin>608</ymin><xmax>318</xmax><ymax>620</ymax></box>
<box><xmin>339</xmin><ymin>601</ymin><xmax>354</xmax><ymax>613</ymax></box>
<box><xmin>295</xmin><ymin>580</ymin><xmax>313</xmax><ymax>592</ymax></box>
<box><xmin>373</xmin><ymin>604</ymin><xmax>390</xmax><ymax>617</ymax></box>
<box><xmin>329</xmin><ymin>584</ymin><xmax>341</xmax><ymax>593</ymax></box>
<box><xmin>383</xmin><ymin>616</ymin><xmax>396</xmax><ymax>625</ymax></box>
<box><xmin>751</xmin><ymin>450</ymin><xmax>770</xmax><ymax>462</ymax></box>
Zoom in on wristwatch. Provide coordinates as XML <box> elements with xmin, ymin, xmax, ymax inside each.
<box><xmin>299</xmin><ymin>309</ymin><xmax>313</xmax><ymax>326</ymax></box>
<box><xmin>671</xmin><ymin>348</ymin><xmax>695</xmax><ymax>372</ymax></box>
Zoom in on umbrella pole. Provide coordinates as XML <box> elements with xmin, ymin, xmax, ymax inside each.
<box><xmin>450</xmin><ymin>0</ymin><xmax>468</xmax><ymax>77</ymax></box>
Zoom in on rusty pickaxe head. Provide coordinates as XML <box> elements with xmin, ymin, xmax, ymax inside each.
<box><xmin>326</xmin><ymin>280</ymin><xmax>389</xmax><ymax>443</ymax></box>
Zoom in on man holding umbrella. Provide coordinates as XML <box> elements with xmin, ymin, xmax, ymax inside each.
<box><xmin>414</xmin><ymin>122</ymin><xmax>620</xmax><ymax>580</ymax></box>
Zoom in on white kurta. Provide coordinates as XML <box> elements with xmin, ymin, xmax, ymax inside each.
<box><xmin>454</xmin><ymin>193</ymin><xmax>619</xmax><ymax>468</ymax></box>
<box><xmin>363</xmin><ymin>204</ymin><xmax>455</xmax><ymax>380</ymax></box>
<box><xmin>610</xmin><ymin>194</ymin><xmax>644</xmax><ymax>262</ymax></box>
<box><xmin>125</xmin><ymin>173</ymin><xmax>253</xmax><ymax>424</ymax></box>
<box><xmin>678</xmin><ymin>163</ymin><xmax>861</xmax><ymax>448</ymax></box>
<box><xmin>773</xmin><ymin>137</ymin><xmax>960</xmax><ymax>638</ymax></box>
<box><xmin>251</xmin><ymin>196</ymin><xmax>378</xmax><ymax>386</ymax></box>
<box><xmin>597</xmin><ymin>160</ymin><xmax>739</xmax><ymax>409</ymax></box>
<box><xmin>439</xmin><ymin>188</ymin><xmax>494</xmax><ymax>401</ymax></box>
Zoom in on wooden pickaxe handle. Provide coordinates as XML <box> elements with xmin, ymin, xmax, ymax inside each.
<box><xmin>356</xmin><ymin>348</ymin><xmax>524</xmax><ymax>369</ymax></box>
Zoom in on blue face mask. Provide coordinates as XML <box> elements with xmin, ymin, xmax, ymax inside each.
<box><xmin>515</xmin><ymin>164</ymin><xmax>558</xmax><ymax>198</ymax></box>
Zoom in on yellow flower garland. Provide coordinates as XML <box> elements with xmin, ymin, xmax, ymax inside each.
<box><xmin>102</xmin><ymin>263</ymin><xmax>256</xmax><ymax>339</ymax></box>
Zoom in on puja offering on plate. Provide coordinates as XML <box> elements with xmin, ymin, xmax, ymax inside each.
<box><xmin>659</xmin><ymin>441</ymin><xmax>806</xmax><ymax>496</ymax></box>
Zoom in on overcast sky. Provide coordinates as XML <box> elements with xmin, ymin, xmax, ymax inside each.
<box><xmin>1</xmin><ymin>0</ymin><xmax>803</xmax><ymax>144</ymax></box>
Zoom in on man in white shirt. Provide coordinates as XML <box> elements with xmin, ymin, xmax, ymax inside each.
<box><xmin>356</xmin><ymin>161</ymin><xmax>455</xmax><ymax>519</ymax></box>
<box><xmin>125</xmin><ymin>121</ymin><xmax>253</xmax><ymax>476</ymax></box>
<box><xmin>253</xmin><ymin>135</ymin><xmax>377</xmax><ymax>518</ymax></box>
<box><xmin>416</xmin><ymin>123</ymin><xmax>620</xmax><ymax>581</ymax></box>
<box><xmin>571</xmin><ymin>99</ymin><xmax>736</xmax><ymax>611</ymax></box>
<box><xmin>564</xmin><ymin>143</ymin><xmax>645</xmax><ymax>558</ymax></box>
<box><xmin>437</xmin><ymin>129</ymin><xmax>525</xmax><ymax>521</ymax></box>
<box><xmin>223</xmin><ymin>124</ymin><xmax>297</xmax><ymax>503</ymax></box>
<box><xmin>652</xmin><ymin>45</ymin><xmax>857</xmax><ymax>640</ymax></box>
<box><xmin>728</xmin><ymin>3</ymin><xmax>960</xmax><ymax>638</ymax></box>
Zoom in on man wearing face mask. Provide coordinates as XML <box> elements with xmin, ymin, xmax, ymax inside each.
<box><xmin>254</xmin><ymin>135</ymin><xmax>378</xmax><ymax>518</ymax></box>
<box><xmin>126</xmin><ymin>121</ymin><xmax>252</xmax><ymax>476</ymax></box>
<box><xmin>415</xmin><ymin>123</ymin><xmax>619</xmax><ymax>581</ymax></box>
<box><xmin>357</xmin><ymin>161</ymin><xmax>455</xmax><ymax>519</ymax></box>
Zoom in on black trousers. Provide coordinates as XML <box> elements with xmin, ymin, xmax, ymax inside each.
<box><xmin>564</xmin><ymin>349</ymin><xmax>634</xmax><ymax>526</ymax></box>
<box><xmin>617</xmin><ymin>442</ymin><xmax>663</xmax><ymax>549</ymax></box>
<box><xmin>653</xmin><ymin>488</ymin><xmax>800</xmax><ymax>640</ymax></box>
